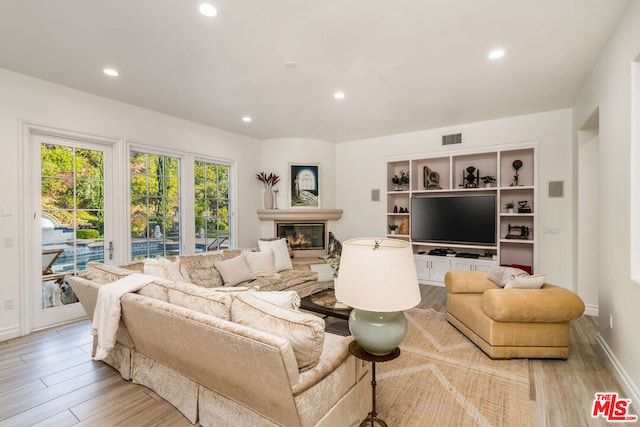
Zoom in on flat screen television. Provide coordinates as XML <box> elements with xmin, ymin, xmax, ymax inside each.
<box><xmin>411</xmin><ymin>195</ymin><xmax>497</xmax><ymax>245</ymax></box>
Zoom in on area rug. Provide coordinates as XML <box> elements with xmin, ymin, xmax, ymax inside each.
<box><xmin>376</xmin><ymin>308</ymin><xmax>533</xmax><ymax>427</ymax></box>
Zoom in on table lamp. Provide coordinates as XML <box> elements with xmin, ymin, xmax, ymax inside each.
<box><xmin>335</xmin><ymin>238</ymin><xmax>420</xmax><ymax>356</ymax></box>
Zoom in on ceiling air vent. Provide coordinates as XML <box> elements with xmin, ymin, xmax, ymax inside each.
<box><xmin>442</xmin><ymin>133</ymin><xmax>462</xmax><ymax>146</ymax></box>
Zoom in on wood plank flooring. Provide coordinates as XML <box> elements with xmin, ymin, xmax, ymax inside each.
<box><xmin>0</xmin><ymin>285</ymin><xmax>633</xmax><ymax>426</ymax></box>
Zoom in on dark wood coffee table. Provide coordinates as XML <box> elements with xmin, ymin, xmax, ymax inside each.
<box><xmin>300</xmin><ymin>288</ymin><xmax>351</xmax><ymax>336</ymax></box>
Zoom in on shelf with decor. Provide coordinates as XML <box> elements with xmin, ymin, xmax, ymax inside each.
<box><xmin>386</xmin><ymin>142</ymin><xmax>537</xmax><ymax>284</ymax></box>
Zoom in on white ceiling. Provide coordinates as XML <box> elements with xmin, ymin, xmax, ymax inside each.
<box><xmin>0</xmin><ymin>0</ymin><xmax>630</xmax><ymax>142</ymax></box>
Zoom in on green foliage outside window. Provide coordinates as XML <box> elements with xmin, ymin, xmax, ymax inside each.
<box><xmin>194</xmin><ymin>161</ymin><xmax>230</xmax><ymax>250</ymax></box>
<box><xmin>130</xmin><ymin>152</ymin><xmax>180</xmax><ymax>245</ymax></box>
<box><xmin>41</xmin><ymin>144</ymin><xmax>105</xmax><ymax>236</ymax></box>
<box><xmin>76</xmin><ymin>229</ymin><xmax>100</xmax><ymax>239</ymax></box>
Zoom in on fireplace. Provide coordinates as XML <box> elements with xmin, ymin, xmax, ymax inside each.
<box><xmin>258</xmin><ymin>209</ymin><xmax>342</xmax><ymax>261</ymax></box>
<box><xmin>276</xmin><ymin>222</ymin><xmax>326</xmax><ymax>251</ymax></box>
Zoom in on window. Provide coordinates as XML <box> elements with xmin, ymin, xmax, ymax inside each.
<box><xmin>41</xmin><ymin>143</ymin><xmax>107</xmax><ymax>274</ymax></box>
<box><xmin>194</xmin><ymin>160</ymin><xmax>230</xmax><ymax>252</ymax></box>
<box><xmin>130</xmin><ymin>151</ymin><xmax>181</xmax><ymax>260</ymax></box>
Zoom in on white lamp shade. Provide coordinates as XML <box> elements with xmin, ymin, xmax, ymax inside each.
<box><xmin>335</xmin><ymin>238</ymin><xmax>420</xmax><ymax>312</ymax></box>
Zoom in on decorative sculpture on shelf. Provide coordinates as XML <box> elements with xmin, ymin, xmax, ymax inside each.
<box><xmin>505</xmin><ymin>224</ymin><xmax>530</xmax><ymax>240</ymax></box>
<box><xmin>328</xmin><ymin>231</ymin><xmax>343</xmax><ymax>258</ymax></box>
<box><xmin>423</xmin><ymin>166</ymin><xmax>442</xmax><ymax>190</ymax></box>
<box><xmin>518</xmin><ymin>200</ymin><xmax>532</xmax><ymax>213</ymax></box>
<box><xmin>398</xmin><ymin>217</ymin><xmax>410</xmax><ymax>235</ymax></box>
<box><xmin>463</xmin><ymin>166</ymin><xmax>479</xmax><ymax>188</ymax></box>
<box><xmin>511</xmin><ymin>160</ymin><xmax>523</xmax><ymax>186</ymax></box>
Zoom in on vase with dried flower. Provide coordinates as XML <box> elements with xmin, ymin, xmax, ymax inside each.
<box><xmin>256</xmin><ymin>172</ymin><xmax>280</xmax><ymax>210</ymax></box>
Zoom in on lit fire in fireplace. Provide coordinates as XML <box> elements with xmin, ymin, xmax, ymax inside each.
<box><xmin>286</xmin><ymin>233</ymin><xmax>312</xmax><ymax>248</ymax></box>
<box><xmin>276</xmin><ymin>222</ymin><xmax>325</xmax><ymax>250</ymax></box>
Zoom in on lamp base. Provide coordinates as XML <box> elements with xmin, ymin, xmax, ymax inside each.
<box><xmin>348</xmin><ymin>309</ymin><xmax>407</xmax><ymax>356</ymax></box>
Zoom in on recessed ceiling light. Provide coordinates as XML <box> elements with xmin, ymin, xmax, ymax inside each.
<box><xmin>334</xmin><ymin>91</ymin><xmax>346</xmax><ymax>100</ymax></box>
<box><xmin>199</xmin><ymin>3</ymin><xmax>217</xmax><ymax>17</ymax></box>
<box><xmin>488</xmin><ymin>49</ymin><xmax>506</xmax><ymax>60</ymax></box>
<box><xmin>103</xmin><ymin>68</ymin><xmax>119</xmax><ymax>77</ymax></box>
<box><xmin>242</xmin><ymin>116</ymin><xmax>252</xmax><ymax>123</ymax></box>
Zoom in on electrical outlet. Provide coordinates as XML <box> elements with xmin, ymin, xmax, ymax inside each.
<box><xmin>4</xmin><ymin>299</ymin><xmax>15</xmax><ymax>310</ymax></box>
<box><xmin>4</xmin><ymin>237</ymin><xmax>13</xmax><ymax>247</ymax></box>
<box><xmin>609</xmin><ymin>314</ymin><xmax>614</xmax><ymax>329</ymax></box>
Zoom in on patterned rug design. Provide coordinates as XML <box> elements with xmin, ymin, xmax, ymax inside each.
<box><xmin>376</xmin><ymin>308</ymin><xmax>533</xmax><ymax>427</ymax></box>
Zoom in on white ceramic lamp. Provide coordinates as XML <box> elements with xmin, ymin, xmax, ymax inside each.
<box><xmin>335</xmin><ymin>238</ymin><xmax>421</xmax><ymax>356</ymax></box>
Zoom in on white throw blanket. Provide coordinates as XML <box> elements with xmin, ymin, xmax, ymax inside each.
<box><xmin>92</xmin><ymin>273</ymin><xmax>156</xmax><ymax>361</ymax></box>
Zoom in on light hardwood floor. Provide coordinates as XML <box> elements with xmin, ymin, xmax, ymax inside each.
<box><xmin>0</xmin><ymin>285</ymin><xmax>634</xmax><ymax>426</ymax></box>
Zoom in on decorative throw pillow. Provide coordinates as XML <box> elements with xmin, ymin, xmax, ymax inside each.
<box><xmin>504</xmin><ymin>274</ymin><xmax>546</xmax><ymax>289</ymax></box>
<box><xmin>259</xmin><ymin>237</ymin><xmax>294</xmax><ymax>258</ymax></box>
<box><xmin>167</xmin><ymin>282</ymin><xmax>232</xmax><ymax>320</ymax></box>
<box><xmin>258</xmin><ymin>238</ymin><xmax>293</xmax><ymax>272</ymax></box>
<box><xmin>252</xmin><ymin>291</ymin><xmax>301</xmax><ymax>309</ymax></box>
<box><xmin>244</xmin><ymin>249</ymin><xmax>276</xmax><ymax>277</ymax></box>
<box><xmin>178</xmin><ymin>253</ymin><xmax>225</xmax><ymax>288</ymax></box>
<box><xmin>230</xmin><ymin>293</ymin><xmax>324</xmax><ymax>371</ymax></box>
<box><xmin>84</xmin><ymin>262</ymin><xmax>134</xmax><ymax>284</ymax></box>
<box><xmin>143</xmin><ymin>257</ymin><xmax>187</xmax><ymax>282</ymax></box>
<box><xmin>487</xmin><ymin>266</ymin><xmax>529</xmax><ymax>288</ymax></box>
<box><xmin>137</xmin><ymin>279</ymin><xmax>171</xmax><ymax>302</ymax></box>
<box><xmin>214</xmin><ymin>254</ymin><xmax>255</xmax><ymax>286</ymax></box>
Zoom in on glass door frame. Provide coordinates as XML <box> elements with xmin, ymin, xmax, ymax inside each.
<box><xmin>21</xmin><ymin>123</ymin><xmax>119</xmax><ymax>334</ymax></box>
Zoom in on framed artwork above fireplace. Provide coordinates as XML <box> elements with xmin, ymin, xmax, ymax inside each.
<box><xmin>289</xmin><ymin>163</ymin><xmax>319</xmax><ymax>208</ymax></box>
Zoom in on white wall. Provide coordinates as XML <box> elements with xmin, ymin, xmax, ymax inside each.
<box><xmin>572</xmin><ymin>0</ymin><xmax>640</xmax><ymax>403</ymax></box>
<box><xmin>258</xmin><ymin>138</ymin><xmax>337</xmax><ymax>238</ymax></box>
<box><xmin>336</xmin><ymin>109</ymin><xmax>575</xmax><ymax>289</ymax></box>
<box><xmin>577</xmin><ymin>131</ymin><xmax>600</xmax><ymax>314</ymax></box>
<box><xmin>0</xmin><ymin>68</ymin><xmax>262</xmax><ymax>338</ymax></box>
<box><xmin>260</xmin><ymin>138</ymin><xmax>337</xmax><ymax>210</ymax></box>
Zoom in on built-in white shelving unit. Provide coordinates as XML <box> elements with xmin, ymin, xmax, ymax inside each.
<box><xmin>387</xmin><ymin>142</ymin><xmax>538</xmax><ymax>285</ymax></box>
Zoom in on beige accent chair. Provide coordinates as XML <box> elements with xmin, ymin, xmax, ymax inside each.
<box><xmin>444</xmin><ymin>271</ymin><xmax>585</xmax><ymax>359</ymax></box>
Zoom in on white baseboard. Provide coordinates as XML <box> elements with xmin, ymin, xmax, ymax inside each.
<box><xmin>0</xmin><ymin>324</ymin><xmax>21</xmax><ymax>342</ymax></box>
<box><xmin>597</xmin><ymin>333</ymin><xmax>640</xmax><ymax>414</ymax></box>
<box><xmin>584</xmin><ymin>303</ymin><xmax>598</xmax><ymax>317</ymax></box>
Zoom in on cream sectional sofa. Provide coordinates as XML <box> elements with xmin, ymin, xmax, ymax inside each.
<box><xmin>123</xmin><ymin>248</ymin><xmax>320</xmax><ymax>297</ymax></box>
<box><xmin>68</xmin><ymin>258</ymin><xmax>370</xmax><ymax>426</ymax></box>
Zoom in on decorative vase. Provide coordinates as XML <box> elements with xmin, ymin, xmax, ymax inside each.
<box><xmin>263</xmin><ymin>188</ymin><xmax>274</xmax><ymax>210</ymax></box>
<box><xmin>507</xmin><ymin>208</ymin><xmax>514</xmax><ymax>214</ymax></box>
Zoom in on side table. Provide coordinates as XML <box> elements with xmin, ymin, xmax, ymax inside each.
<box><xmin>349</xmin><ymin>341</ymin><xmax>400</xmax><ymax>427</ymax></box>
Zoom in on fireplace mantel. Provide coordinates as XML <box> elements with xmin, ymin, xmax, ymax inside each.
<box><xmin>257</xmin><ymin>209</ymin><xmax>343</xmax><ymax>221</ymax></box>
